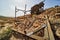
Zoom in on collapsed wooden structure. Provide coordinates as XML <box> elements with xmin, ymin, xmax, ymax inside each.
<box><xmin>11</xmin><ymin>15</ymin><xmax>55</xmax><ymax>40</ymax></box>
<box><xmin>0</xmin><ymin>6</ymin><xmax>60</xmax><ymax>40</ymax></box>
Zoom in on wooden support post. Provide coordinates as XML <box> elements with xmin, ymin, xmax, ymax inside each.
<box><xmin>45</xmin><ymin>15</ymin><xmax>55</xmax><ymax>40</ymax></box>
<box><xmin>44</xmin><ymin>27</ymin><xmax>49</xmax><ymax>40</ymax></box>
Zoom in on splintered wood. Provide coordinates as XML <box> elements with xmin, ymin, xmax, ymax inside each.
<box><xmin>44</xmin><ymin>15</ymin><xmax>55</xmax><ymax>40</ymax></box>
<box><xmin>11</xmin><ymin>7</ymin><xmax>60</xmax><ymax>40</ymax></box>
<box><xmin>11</xmin><ymin>14</ymin><xmax>47</xmax><ymax>40</ymax></box>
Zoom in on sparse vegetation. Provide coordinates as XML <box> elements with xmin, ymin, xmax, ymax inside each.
<box><xmin>0</xmin><ymin>26</ymin><xmax>12</xmax><ymax>40</ymax></box>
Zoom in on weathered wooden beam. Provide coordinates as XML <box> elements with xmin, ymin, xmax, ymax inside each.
<box><xmin>44</xmin><ymin>27</ymin><xmax>49</xmax><ymax>40</ymax></box>
<box><xmin>45</xmin><ymin>15</ymin><xmax>55</xmax><ymax>40</ymax></box>
<box><xmin>30</xmin><ymin>35</ymin><xmax>44</xmax><ymax>40</ymax></box>
<box><xmin>26</xmin><ymin>24</ymin><xmax>46</xmax><ymax>36</ymax></box>
<box><xmin>12</xmin><ymin>28</ymin><xmax>44</xmax><ymax>40</ymax></box>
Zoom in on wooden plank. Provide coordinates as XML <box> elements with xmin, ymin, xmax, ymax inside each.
<box><xmin>12</xmin><ymin>28</ymin><xmax>44</xmax><ymax>40</ymax></box>
<box><xmin>26</xmin><ymin>24</ymin><xmax>46</xmax><ymax>36</ymax></box>
<box><xmin>45</xmin><ymin>15</ymin><xmax>55</xmax><ymax>40</ymax></box>
<box><xmin>44</xmin><ymin>27</ymin><xmax>49</xmax><ymax>40</ymax></box>
<box><xmin>30</xmin><ymin>35</ymin><xmax>44</xmax><ymax>40</ymax></box>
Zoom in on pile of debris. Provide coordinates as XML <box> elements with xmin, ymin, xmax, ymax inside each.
<box><xmin>10</xmin><ymin>6</ymin><xmax>60</xmax><ymax>40</ymax></box>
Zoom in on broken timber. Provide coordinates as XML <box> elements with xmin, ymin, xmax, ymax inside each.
<box><xmin>11</xmin><ymin>15</ymin><xmax>56</xmax><ymax>40</ymax></box>
<box><xmin>45</xmin><ymin>15</ymin><xmax>55</xmax><ymax>40</ymax></box>
<box><xmin>12</xmin><ymin>28</ymin><xmax>44</xmax><ymax>40</ymax></box>
<box><xmin>26</xmin><ymin>24</ymin><xmax>46</xmax><ymax>36</ymax></box>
